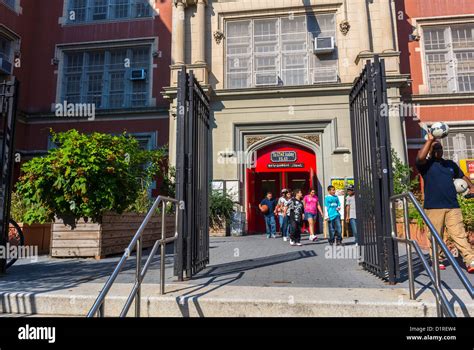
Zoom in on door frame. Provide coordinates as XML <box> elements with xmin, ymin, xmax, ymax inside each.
<box><xmin>244</xmin><ymin>136</ymin><xmax>322</xmax><ymax>234</ymax></box>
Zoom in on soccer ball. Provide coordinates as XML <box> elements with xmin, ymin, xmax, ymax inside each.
<box><xmin>454</xmin><ymin>178</ymin><xmax>469</xmax><ymax>194</ymax></box>
<box><xmin>430</xmin><ymin>122</ymin><xmax>449</xmax><ymax>139</ymax></box>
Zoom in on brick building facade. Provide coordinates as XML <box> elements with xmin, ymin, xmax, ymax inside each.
<box><xmin>395</xmin><ymin>0</ymin><xmax>474</xmax><ymax>179</ymax></box>
<box><xmin>1</xmin><ymin>0</ymin><xmax>173</xmax><ymax>192</ymax></box>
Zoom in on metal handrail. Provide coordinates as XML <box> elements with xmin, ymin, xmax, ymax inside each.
<box><xmin>87</xmin><ymin>195</ymin><xmax>181</xmax><ymax>318</ymax></box>
<box><xmin>390</xmin><ymin>192</ymin><xmax>474</xmax><ymax>317</ymax></box>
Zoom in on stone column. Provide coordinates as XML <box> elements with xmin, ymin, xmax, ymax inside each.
<box><xmin>195</xmin><ymin>0</ymin><xmax>207</xmax><ymax>64</ymax></box>
<box><xmin>357</xmin><ymin>0</ymin><xmax>371</xmax><ymax>53</ymax></box>
<box><xmin>174</xmin><ymin>0</ymin><xmax>186</xmax><ymax>65</ymax></box>
<box><xmin>380</xmin><ymin>0</ymin><xmax>395</xmax><ymax>51</ymax></box>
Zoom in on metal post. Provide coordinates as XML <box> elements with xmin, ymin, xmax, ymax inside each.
<box><xmin>98</xmin><ymin>303</ymin><xmax>104</xmax><ymax>317</ymax></box>
<box><xmin>160</xmin><ymin>201</ymin><xmax>166</xmax><ymax>295</ymax></box>
<box><xmin>403</xmin><ymin>198</ymin><xmax>416</xmax><ymax>300</ymax></box>
<box><xmin>135</xmin><ymin>236</ymin><xmax>142</xmax><ymax>317</ymax></box>
<box><xmin>431</xmin><ymin>234</ymin><xmax>442</xmax><ymax>317</ymax></box>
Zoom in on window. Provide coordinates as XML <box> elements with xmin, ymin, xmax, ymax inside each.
<box><xmin>1</xmin><ymin>0</ymin><xmax>16</xmax><ymax>10</ymax></box>
<box><xmin>67</xmin><ymin>0</ymin><xmax>153</xmax><ymax>23</ymax></box>
<box><xmin>423</xmin><ymin>24</ymin><xmax>474</xmax><ymax>93</ymax></box>
<box><xmin>440</xmin><ymin>129</ymin><xmax>474</xmax><ymax>164</ymax></box>
<box><xmin>61</xmin><ymin>46</ymin><xmax>151</xmax><ymax>109</ymax></box>
<box><xmin>226</xmin><ymin>14</ymin><xmax>338</xmax><ymax>89</ymax></box>
<box><xmin>0</xmin><ymin>37</ymin><xmax>12</xmax><ymax>62</ymax></box>
<box><xmin>0</xmin><ymin>36</ymin><xmax>13</xmax><ymax>75</ymax></box>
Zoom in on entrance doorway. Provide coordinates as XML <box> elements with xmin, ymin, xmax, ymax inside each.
<box><xmin>246</xmin><ymin>142</ymin><xmax>317</xmax><ymax>234</ymax></box>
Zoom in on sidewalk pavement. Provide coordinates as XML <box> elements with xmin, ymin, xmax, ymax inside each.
<box><xmin>0</xmin><ymin>233</ymin><xmax>472</xmax><ymax>317</ymax></box>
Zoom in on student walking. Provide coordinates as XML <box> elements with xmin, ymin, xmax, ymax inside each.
<box><xmin>345</xmin><ymin>185</ymin><xmax>359</xmax><ymax>245</ymax></box>
<box><xmin>287</xmin><ymin>189</ymin><xmax>304</xmax><ymax>246</ymax></box>
<box><xmin>303</xmin><ymin>188</ymin><xmax>324</xmax><ymax>242</ymax></box>
<box><xmin>416</xmin><ymin>134</ymin><xmax>474</xmax><ymax>273</ymax></box>
<box><xmin>325</xmin><ymin>185</ymin><xmax>342</xmax><ymax>246</ymax></box>
<box><xmin>259</xmin><ymin>192</ymin><xmax>277</xmax><ymax>238</ymax></box>
<box><xmin>276</xmin><ymin>189</ymin><xmax>289</xmax><ymax>236</ymax></box>
<box><xmin>280</xmin><ymin>190</ymin><xmax>292</xmax><ymax>241</ymax></box>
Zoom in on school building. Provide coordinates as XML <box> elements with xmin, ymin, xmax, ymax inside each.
<box><xmin>2</xmin><ymin>0</ymin><xmax>474</xmax><ymax>234</ymax></box>
<box><xmin>163</xmin><ymin>0</ymin><xmax>408</xmax><ymax>233</ymax></box>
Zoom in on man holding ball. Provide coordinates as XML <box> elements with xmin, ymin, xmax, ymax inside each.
<box><xmin>416</xmin><ymin>131</ymin><xmax>474</xmax><ymax>273</ymax></box>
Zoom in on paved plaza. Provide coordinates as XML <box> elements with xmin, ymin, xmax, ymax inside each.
<box><xmin>1</xmin><ymin>233</ymin><xmax>472</xmax><ymax>295</ymax></box>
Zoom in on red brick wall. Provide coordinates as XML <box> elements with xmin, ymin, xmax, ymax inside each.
<box><xmin>396</xmin><ymin>0</ymin><xmax>474</xmax><ymax>141</ymax></box>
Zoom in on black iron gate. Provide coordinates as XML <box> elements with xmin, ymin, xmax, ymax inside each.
<box><xmin>0</xmin><ymin>78</ymin><xmax>19</xmax><ymax>274</ymax></box>
<box><xmin>349</xmin><ymin>56</ymin><xmax>399</xmax><ymax>284</ymax></box>
<box><xmin>174</xmin><ymin>68</ymin><xmax>210</xmax><ymax>280</ymax></box>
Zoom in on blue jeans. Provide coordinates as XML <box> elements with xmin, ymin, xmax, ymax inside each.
<box><xmin>280</xmin><ymin>215</ymin><xmax>290</xmax><ymax>237</ymax></box>
<box><xmin>327</xmin><ymin>217</ymin><xmax>342</xmax><ymax>243</ymax></box>
<box><xmin>349</xmin><ymin>218</ymin><xmax>359</xmax><ymax>244</ymax></box>
<box><xmin>264</xmin><ymin>215</ymin><xmax>276</xmax><ymax>237</ymax></box>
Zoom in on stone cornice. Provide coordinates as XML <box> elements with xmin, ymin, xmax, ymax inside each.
<box><xmin>403</xmin><ymin>93</ymin><xmax>474</xmax><ymax>106</ymax></box>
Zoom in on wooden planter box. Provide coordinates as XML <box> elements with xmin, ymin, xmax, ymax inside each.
<box><xmin>51</xmin><ymin>212</ymin><xmax>176</xmax><ymax>259</ymax></box>
<box><xmin>9</xmin><ymin>223</ymin><xmax>52</xmax><ymax>254</ymax></box>
<box><xmin>395</xmin><ymin>219</ymin><xmax>430</xmax><ymax>250</ymax></box>
<box><xmin>210</xmin><ymin>225</ymin><xmax>228</xmax><ymax>237</ymax></box>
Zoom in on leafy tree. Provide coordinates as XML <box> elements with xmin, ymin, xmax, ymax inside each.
<box><xmin>16</xmin><ymin>129</ymin><xmax>168</xmax><ymax>225</ymax></box>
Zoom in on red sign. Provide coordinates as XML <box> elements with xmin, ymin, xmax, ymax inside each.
<box><xmin>254</xmin><ymin>142</ymin><xmax>316</xmax><ymax>173</ymax></box>
<box><xmin>466</xmin><ymin>160</ymin><xmax>474</xmax><ymax>174</ymax></box>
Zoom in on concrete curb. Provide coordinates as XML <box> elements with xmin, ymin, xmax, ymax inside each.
<box><xmin>0</xmin><ymin>284</ymin><xmax>472</xmax><ymax>317</ymax></box>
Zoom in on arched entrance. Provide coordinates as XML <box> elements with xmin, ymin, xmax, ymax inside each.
<box><xmin>246</xmin><ymin>141</ymin><xmax>317</xmax><ymax>234</ymax></box>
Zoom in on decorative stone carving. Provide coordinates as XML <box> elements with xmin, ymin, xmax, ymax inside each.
<box><xmin>213</xmin><ymin>30</ymin><xmax>225</xmax><ymax>44</ymax></box>
<box><xmin>246</xmin><ymin>136</ymin><xmax>266</xmax><ymax>148</ymax></box>
<box><xmin>339</xmin><ymin>20</ymin><xmax>350</xmax><ymax>36</ymax></box>
<box><xmin>302</xmin><ymin>134</ymin><xmax>321</xmax><ymax>146</ymax></box>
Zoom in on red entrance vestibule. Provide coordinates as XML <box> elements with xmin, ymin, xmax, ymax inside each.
<box><xmin>246</xmin><ymin>142</ymin><xmax>317</xmax><ymax>234</ymax></box>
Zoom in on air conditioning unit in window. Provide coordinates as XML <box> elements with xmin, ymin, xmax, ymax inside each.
<box><xmin>0</xmin><ymin>57</ymin><xmax>13</xmax><ymax>75</ymax></box>
<box><xmin>255</xmin><ymin>72</ymin><xmax>279</xmax><ymax>86</ymax></box>
<box><xmin>314</xmin><ymin>36</ymin><xmax>335</xmax><ymax>54</ymax></box>
<box><xmin>130</xmin><ymin>69</ymin><xmax>147</xmax><ymax>81</ymax></box>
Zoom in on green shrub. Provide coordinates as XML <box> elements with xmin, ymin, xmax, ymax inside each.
<box><xmin>459</xmin><ymin>195</ymin><xmax>474</xmax><ymax>232</ymax></box>
<box><xmin>9</xmin><ymin>191</ymin><xmax>28</xmax><ymax>223</ymax></box>
<box><xmin>16</xmin><ymin>129</ymin><xmax>168</xmax><ymax>225</ymax></box>
<box><xmin>392</xmin><ymin>148</ymin><xmax>419</xmax><ymax>195</ymax></box>
<box><xmin>209</xmin><ymin>190</ymin><xmax>234</xmax><ymax>230</ymax></box>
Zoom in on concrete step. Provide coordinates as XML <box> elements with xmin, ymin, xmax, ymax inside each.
<box><xmin>0</xmin><ymin>283</ymin><xmax>472</xmax><ymax>317</ymax></box>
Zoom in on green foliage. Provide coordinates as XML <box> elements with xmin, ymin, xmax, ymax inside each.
<box><xmin>9</xmin><ymin>191</ymin><xmax>29</xmax><ymax>223</ymax></box>
<box><xmin>209</xmin><ymin>190</ymin><xmax>234</xmax><ymax>230</ymax></box>
<box><xmin>392</xmin><ymin>148</ymin><xmax>419</xmax><ymax>195</ymax></box>
<box><xmin>459</xmin><ymin>195</ymin><xmax>474</xmax><ymax>232</ymax></box>
<box><xmin>127</xmin><ymin>185</ymin><xmax>153</xmax><ymax>214</ymax></box>
<box><xmin>16</xmin><ymin>129</ymin><xmax>168</xmax><ymax>225</ymax></box>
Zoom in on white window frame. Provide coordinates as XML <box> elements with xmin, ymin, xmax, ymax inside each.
<box><xmin>57</xmin><ymin>43</ymin><xmax>153</xmax><ymax>110</ymax></box>
<box><xmin>437</xmin><ymin>122</ymin><xmax>474</xmax><ymax>164</ymax></box>
<box><xmin>64</xmin><ymin>0</ymin><xmax>154</xmax><ymax>24</ymax></box>
<box><xmin>225</xmin><ymin>13</ymin><xmax>338</xmax><ymax>89</ymax></box>
<box><xmin>422</xmin><ymin>23</ymin><xmax>474</xmax><ymax>94</ymax></box>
